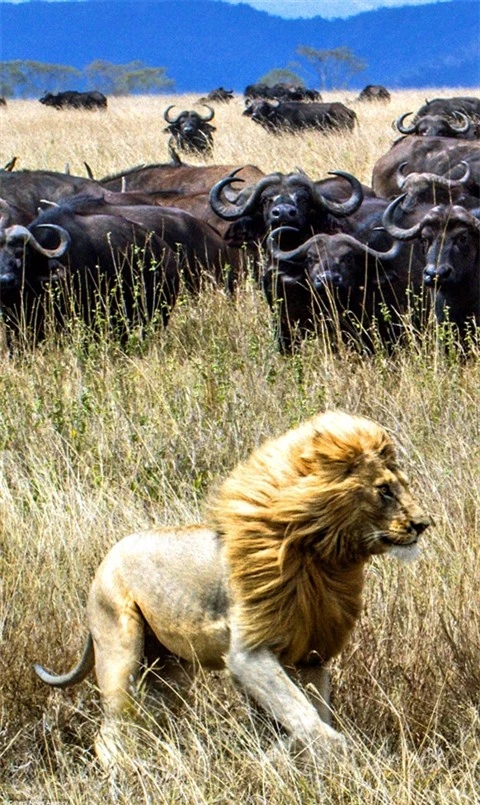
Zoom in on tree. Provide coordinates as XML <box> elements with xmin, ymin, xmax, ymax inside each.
<box><xmin>296</xmin><ymin>45</ymin><xmax>366</xmax><ymax>91</ymax></box>
<box><xmin>0</xmin><ymin>60</ymin><xmax>81</xmax><ymax>98</ymax></box>
<box><xmin>84</xmin><ymin>60</ymin><xmax>175</xmax><ymax>96</ymax></box>
<box><xmin>256</xmin><ymin>68</ymin><xmax>305</xmax><ymax>88</ymax></box>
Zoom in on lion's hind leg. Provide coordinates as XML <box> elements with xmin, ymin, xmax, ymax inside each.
<box><xmin>88</xmin><ymin>582</ymin><xmax>146</xmax><ymax>768</ymax></box>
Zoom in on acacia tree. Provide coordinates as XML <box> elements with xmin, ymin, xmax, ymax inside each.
<box><xmin>256</xmin><ymin>68</ymin><xmax>305</xmax><ymax>87</ymax></box>
<box><xmin>296</xmin><ymin>45</ymin><xmax>366</xmax><ymax>91</ymax></box>
<box><xmin>85</xmin><ymin>60</ymin><xmax>175</xmax><ymax>95</ymax></box>
<box><xmin>0</xmin><ymin>61</ymin><xmax>81</xmax><ymax>98</ymax></box>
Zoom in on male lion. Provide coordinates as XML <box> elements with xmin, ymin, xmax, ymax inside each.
<box><xmin>34</xmin><ymin>410</ymin><xmax>431</xmax><ymax>765</ymax></box>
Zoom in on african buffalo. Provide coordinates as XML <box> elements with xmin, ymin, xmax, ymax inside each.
<box><xmin>372</xmin><ymin>136</ymin><xmax>480</xmax><ymax>200</ymax></box>
<box><xmin>163</xmin><ymin>105</ymin><xmax>216</xmax><ymax>154</ymax></box>
<box><xmin>413</xmin><ymin>96</ymin><xmax>480</xmax><ymax>121</ymax></box>
<box><xmin>199</xmin><ymin>87</ymin><xmax>234</xmax><ymax>103</ymax></box>
<box><xmin>244</xmin><ymin>83</ymin><xmax>322</xmax><ymax>102</ymax></box>
<box><xmin>39</xmin><ymin>90</ymin><xmax>107</xmax><ymax>110</ymax></box>
<box><xmin>209</xmin><ymin>169</ymin><xmax>365</xmax><ymax>251</ymax></box>
<box><xmin>393</xmin><ymin>162</ymin><xmax>477</xmax><ymax>212</ymax></box>
<box><xmin>61</xmin><ymin>193</ymin><xmax>241</xmax><ymax>294</ymax></box>
<box><xmin>264</xmin><ymin>224</ymin><xmax>424</xmax><ymax>354</ymax></box>
<box><xmin>395</xmin><ymin>111</ymin><xmax>477</xmax><ymax>140</ymax></box>
<box><xmin>243</xmin><ymin>99</ymin><xmax>357</xmax><ymax>133</ymax></box>
<box><xmin>99</xmin><ymin>162</ymin><xmax>265</xmax><ymax>235</ymax></box>
<box><xmin>356</xmin><ymin>85</ymin><xmax>391</xmax><ymax>103</ymax></box>
<box><xmin>0</xmin><ymin>197</ymin><xmax>179</xmax><ymax>345</ymax></box>
<box><xmin>383</xmin><ymin>199</ymin><xmax>480</xmax><ymax>345</ymax></box>
<box><xmin>0</xmin><ymin>169</ymin><xmax>103</xmax><ymax>219</ymax></box>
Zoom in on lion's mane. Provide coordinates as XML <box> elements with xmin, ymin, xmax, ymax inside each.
<box><xmin>210</xmin><ymin>410</ymin><xmax>396</xmax><ymax>665</ymax></box>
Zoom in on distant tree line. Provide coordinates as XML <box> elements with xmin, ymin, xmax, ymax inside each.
<box><xmin>258</xmin><ymin>46</ymin><xmax>367</xmax><ymax>91</ymax></box>
<box><xmin>0</xmin><ymin>60</ymin><xmax>175</xmax><ymax>99</ymax></box>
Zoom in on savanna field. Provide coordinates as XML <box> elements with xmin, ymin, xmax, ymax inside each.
<box><xmin>0</xmin><ymin>89</ymin><xmax>479</xmax><ymax>804</ymax></box>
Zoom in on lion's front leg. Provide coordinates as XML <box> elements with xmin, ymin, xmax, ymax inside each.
<box><xmin>290</xmin><ymin>662</ymin><xmax>332</xmax><ymax>727</ymax></box>
<box><xmin>226</xmin><ymin>631</ymin><xmax>346</xmax><ymax>758</ymax></box>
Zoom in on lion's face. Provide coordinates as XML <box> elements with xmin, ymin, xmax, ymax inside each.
<box><xmin>350</xmin><ymin>454</ymin><xmax>430</xmax><ymax>563</ymax></box>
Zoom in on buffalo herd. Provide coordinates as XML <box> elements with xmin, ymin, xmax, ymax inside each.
<box><xmin>0</xmin><ymin>89</ymin><xmax>478</xmax><ymax>352</ymax></box>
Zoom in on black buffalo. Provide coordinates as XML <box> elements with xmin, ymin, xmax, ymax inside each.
<box><xmin>58</xmin><ymin>193</ymin><xmax>241</xmax><ymax>294</ymax></box>
<box><xmin>0</xmin><ymin>169</ymin><xmax>103</xmax><ymax>219</ymax></box>
<box><xmin>356</xmin><ymin>85</ymin><xmax>391</xmax><ymax>103</ymax></box>
<box><xmin>199</xmin><ymin>87</ymin><xmax>234</xmax><ymax>103</ymax></box>
<box><xmin>383</xmin><ymin>199</ymin><xmax>480</xmax><ymax>346</ymax></box>
<box><xmin>0</xmin><ymin>197</ymin><xmax>179</xmax><ymax>345</ymax></box>
<box><xmin>395</xmin><ymin>111</ymin><xmax>477</xmax><ymax>140</ymax></box>
<box><xmin>39</xmin><ymin>91</ymin><xmax>107</xmax><ymax>110</ymax></box>
<box><xmin>243</xmin><ymin>99</ymin><xmax>357</xmax><ymax>133</ymax></box>
<box><xmin>372</xmin><ymin>136</ymin><xmax>480</xmax><ymax>200</ymax></box>
<box><xmin>163</xmin><ymin>105</ymin><xmax>216</xmax><ymax>154</ymax></box>
<box><xmin>244</xmin><ymin>83</ymin><xmax>321</xmax><ymax>102</ymax></box>
<box><xmin>264</xmin><ymin>225</ymin><xmax>424</xmax><ymax>354</ymax></box>
<box><xmin>413</xmin><ymin>96</ymin><xmax>480</xmax><ymax>121</ymax></box>
<box><xmin>209</xmin><ymin>169</ymin><xmax>365</xmax><ymax>251</ymax></box>
<box><xmin>100</xmin><ymin>161</ymin><xmax>265</xmax><ymax>236</ymax></box>
<box><xmin>393</xmin><ymin>162</ymin><xmax>477</xmax><ymax>212</ymax></box>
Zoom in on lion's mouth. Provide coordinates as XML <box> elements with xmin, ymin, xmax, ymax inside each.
<box><xmin>380</xmin><ymin>535</ymin><xmax>418</xmax><ymax>547</ymax></box>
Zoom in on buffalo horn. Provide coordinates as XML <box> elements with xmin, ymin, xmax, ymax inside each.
<box><xmin>163</xmin><ymin>105</ymin><xmax>183</xmax><ymax>125</ymax></box>
<box><xmin>209</xmin><ymin>170</ymin><xmax>282</xmax><ymax>220</ymax></box>
<box><xmin>268</xmin><ymin>227</ymin><xmax>402</xmax><ymax>262</ymax></box>
<box><xmin>198</xmin><ymin>104</ymin><xmax>215</xmax><ymax>122</ymax></box>
<box><xmin>382</xmin><ymin>195</ymin><xmax>424</xmax><ymax>241</ymax></box>
<box><xmin>6</xmin><ymin>223</ymin><xmax>71</xmax><ymax>257</ymax></box>
<box><xmin>313</xmin><ymin>171</ymin><xmax>364</xmax><ymax>217</ymax></box>
<box><xmin>395</xmin><ymin>112</ymin><xmax>417</xmax><ymax>134</ymax></box>
<box><xmin>450</xmin><ymin>112</ymin><xmax>470</xmax><ymax>133</ymax></box>
<box><xmin>267</xmin><ymin>226</ymin><xmax>318</xmax><ymax>262</ymax></box>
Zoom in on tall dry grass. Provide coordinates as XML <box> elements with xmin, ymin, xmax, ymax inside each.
<box><xmin>0</xmin><ymin>89</ymin><xmax>479</xmax><ymax>804</ymax></box>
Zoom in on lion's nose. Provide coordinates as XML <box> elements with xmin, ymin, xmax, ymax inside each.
<box><xmin>411</xmin><ymin>519</ymin><xmax>430</xmax><ymax>536</ymax></box>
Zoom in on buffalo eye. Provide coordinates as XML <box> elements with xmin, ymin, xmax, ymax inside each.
<box><xmin>455</xmin><ymin>232</ymin><xmax>469</xmax><ymax>248</ymax></box>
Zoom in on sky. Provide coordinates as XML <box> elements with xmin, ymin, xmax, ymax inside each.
<box><xmin>1</xmin><ymin>0</ymin><xmax>456</xmax><ymax>18</ymax></box>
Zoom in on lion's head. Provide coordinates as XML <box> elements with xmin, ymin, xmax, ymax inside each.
<box><xmin>210</xmin><ymin>410</ymin><xmax>431</xmax><ymax>664</ymax></box>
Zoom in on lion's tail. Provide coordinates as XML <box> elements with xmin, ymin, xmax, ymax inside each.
<box><xmin>33</xmin><ymin>633</ymin><xmax>94</xmax><ymax>689</ymax></box>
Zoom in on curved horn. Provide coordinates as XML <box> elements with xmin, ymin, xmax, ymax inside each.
<box><xmin>267</xmin><ymin>226</ymin><xmax>320</xmax><ymax>262</ymax></box>
<box><xmin>198</xmin><ymin>104</ymin><xmax>215</xmax><ymax>122</ymax></box>
<box><xmin>382</xmin><ymin>195</ymin><xmax>425</xmax><ymax>241</ymax></box>
<box><xmin>0</xmin><ymin>198</ymin><xmax>12</xmax><ymax>229</ymax></box>
<box><xmin>209</xmin><ymin>170</ymin><xmax>282</xmax><ymax>220</ymax></box>
<box><xmin>6</xmin><ymin>223</ymin><xmax>71</xmax><ymax>257</ymax></box>
<box><xmin>329</xmin><ymin>231</ymin><xmax>403</xmax><ymax>261</ymax></box>
<box><xmin>395</xmin><ymin>112</ymin><xmax>418</xmax><ymax>135</ymax></box>
<box><xmin>450</xmin><ymin>111</ymin><xmax>470</xmax><ymax>133</ymax></box>
<box><xmin>395</xmin><ymin>161</ymin><xmax>409</xmax><ymax>189</ymax></box>
<box><xmin>451</xmin><ymin>160</ymin><xmax>471</xmax><ymax>184</ymax></box>
<box><xmin>163</xmin><ymin>105</ymin><xmax>182</xmax><ymax>125</ymax></box>
<box><xmin>313</xmin><ymin>170</ymin><xmax>364</xmax><ymax>217</ymax></box>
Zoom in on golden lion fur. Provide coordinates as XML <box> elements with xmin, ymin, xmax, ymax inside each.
<box><xmin>34</xmin><ymin>410</ymin><xmax>431</xmax><ymax>764</ymax></box>
<box><xmin>211</xmin><ymin>410</ymin><xmax>416</xmax><ymax>664</ymax></box>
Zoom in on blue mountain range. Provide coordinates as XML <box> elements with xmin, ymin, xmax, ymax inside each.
<box><xmin>1</xmin><ymin>0</ymin><xmax>479</xmax><ymax>91</ymax></box>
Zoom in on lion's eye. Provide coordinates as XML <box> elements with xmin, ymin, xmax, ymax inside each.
<box><xmin>377</xmin><ymin>484</ymin><xmax>394</xmax><ymax>502</ymax></box>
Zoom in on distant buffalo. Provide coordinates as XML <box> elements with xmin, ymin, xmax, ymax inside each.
<box><xmin>163</xmin><ymin>105</ymin><xmax>216</xmax><ymax>155</ymax></box>
<box><xmin>243</xmin><ymin>99</ymin><xmax>357</xmax><ymax>134</ymax></box>
<box><xmin>39</xmin><ymin>91</ymin><xmax>108</xmax><ymax>110</ymax></box>
<box><xmin>199</xmin><ymin>87</ymin><xmax>234</xmax><ymax>103</ymax></box>
<box><xmin>244</xmin><ymin>83</ymin><xmax>322</xmax><ymax>102</ymax></box>
<box><xmin>356</xmin><ymin>85</ymin><xmax>391</xmax><ymax>103</ymax></box>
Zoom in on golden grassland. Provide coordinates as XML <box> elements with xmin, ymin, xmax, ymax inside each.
<box><xmin>0</xmin><ymin>89</ymin><xmax>479</xmax><ymax>804</ymax></box>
